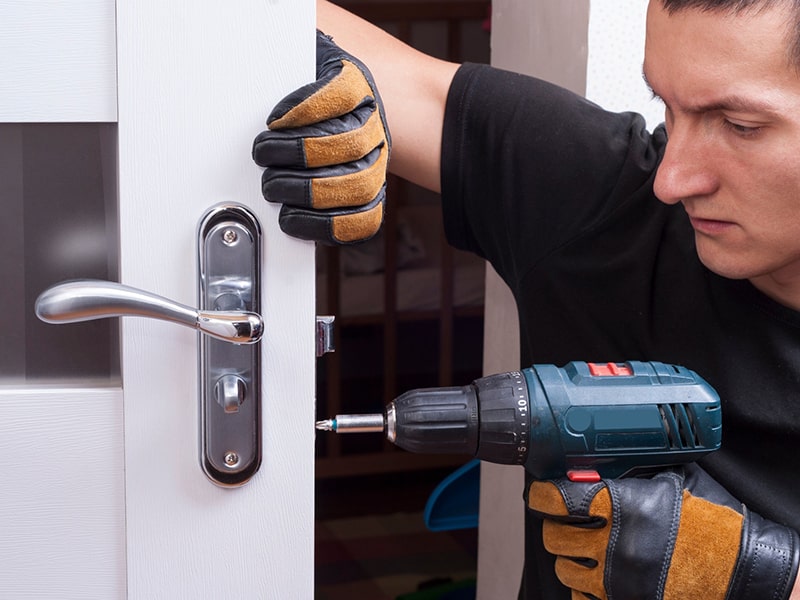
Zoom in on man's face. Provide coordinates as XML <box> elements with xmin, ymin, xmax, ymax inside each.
<box><xmin>645</xmin><ymin>0</ymin><xmax>800</xmax><ymax>306</ymax></box>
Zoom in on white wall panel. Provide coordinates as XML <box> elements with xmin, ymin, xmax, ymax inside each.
<box><xmin>586</xmin><ymin>0</ymin><xmax>664</xmax><ymax>129</ymax></box>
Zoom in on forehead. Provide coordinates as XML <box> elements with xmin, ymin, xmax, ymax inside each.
<box><xmin>643</xmin><ymin>1</ymin><xmax>799</xmax><ymax>105</ymax></box>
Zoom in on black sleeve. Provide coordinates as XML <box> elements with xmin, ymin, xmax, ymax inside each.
<box><xmin>440</xmin><ymin>63</ymin><xmax>665</xmax><ymax>289</ymax></box>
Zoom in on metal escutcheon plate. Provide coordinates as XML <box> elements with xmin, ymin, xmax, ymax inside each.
<box><xmin>198</xmin><ymin>204</ymin><xmax>262</xmax><ymax>486</ymax></box>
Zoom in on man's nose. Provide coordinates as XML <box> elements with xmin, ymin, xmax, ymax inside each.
<box><xmin>653</xmin><ymin>125</ymin><xmax>718</xmax><ymax>204</ymax></box>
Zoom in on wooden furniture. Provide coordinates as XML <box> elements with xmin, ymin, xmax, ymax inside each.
<box><xmin>316</xmin><ymin>0</ymin><xmax>490</xmax><ymax>478</ymax></box>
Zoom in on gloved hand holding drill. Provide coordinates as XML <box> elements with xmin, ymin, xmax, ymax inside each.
<box><xmin>252</xmin><ymin>30</ymin><xmax>390</xmax><ymax>245</ymax></box>
<box><xmin>528</xmin><ymin>464</ymin><xmax>800</xmax><ymax>600</ymax></box>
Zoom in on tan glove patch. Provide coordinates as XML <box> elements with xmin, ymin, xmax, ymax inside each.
<box><xmin>311</xmin><ymin>144</ymin><xmax>388</xmax><ymax>209</ymax></box>
<box><xmin>663</xmin><ymin>491</ymin><xmax>743</xmax><ymax>600</ymax></box>
<box><xmin>268</xmin><ymin>61</ymin><xmax>373</xmax><ymax>130</ymax></box>
<box><xmin>304</xmin><ymin>108</ymin><xmax>385</xmax><ymax>168</ymax></box>
<box><xmin>331</xmin><ymin>201</ymin><xmax>384</xmax><ymax>243</ymax></box>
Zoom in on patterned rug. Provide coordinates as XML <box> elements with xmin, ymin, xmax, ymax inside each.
<box><xmin>315</xmin><ymin>511</ymin><xmax>478</xmax><ymax>600</ymax></box>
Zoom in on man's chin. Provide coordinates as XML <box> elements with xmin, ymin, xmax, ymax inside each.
<box><xmin>695</xmin><ymin>246</ymin><xmax>753</xmax><ymax>281</ymax></box>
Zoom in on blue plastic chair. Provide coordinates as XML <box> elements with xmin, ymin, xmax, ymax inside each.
<box><xmin>423</xmin><ymin>459</ymin><xmax>481</xmax><ymax>531</ymax></box>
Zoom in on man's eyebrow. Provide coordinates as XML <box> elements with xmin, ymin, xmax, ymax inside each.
<box><xmin>641</xmin><ymin>68</ymin><xmax>781</xmax><ymax>117</ymax></box>
<box><xmin>685</xmin><ymin>95</ymin><xmax>782</xmax><ymax>117</ymax></box>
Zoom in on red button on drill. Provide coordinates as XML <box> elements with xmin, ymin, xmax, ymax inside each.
<box><xmin>588</xmin><ymin>362</ymin><xmax>632</xmax><ymax>377</ymax></box>
<box><xmin>567</xmin><ymin>470</ymin><xmax>602</xmax><ymax>483</ymax></box>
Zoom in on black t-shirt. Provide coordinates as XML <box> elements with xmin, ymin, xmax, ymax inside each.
<box><xmin>441</xmin><ymin>63</ymin><xmax>800</xmax><ymax>599</ymax></box>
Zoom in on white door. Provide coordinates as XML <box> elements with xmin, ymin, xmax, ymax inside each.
<box><xmin>0</xmin><ymin>2</ymin><xmax>316</xmax><ymax>598</ymax></box>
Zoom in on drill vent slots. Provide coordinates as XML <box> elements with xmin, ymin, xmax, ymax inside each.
<box><xmin>658</xmin><ymin>403</ymin><xmax>700</xmax><ymax>449</ymax></box>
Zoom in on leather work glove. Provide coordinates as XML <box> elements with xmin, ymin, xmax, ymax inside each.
<box><xmin>528</xmin><ymin>464</ymin><xmax>799</xmax><ymax>600</ymax></box>
<box><xmin>252</xmin><ymin>30</ymin><xmax>390</xmax><ymax>245</ymax></box>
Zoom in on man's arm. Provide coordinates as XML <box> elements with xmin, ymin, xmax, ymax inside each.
<box><xmin>317</xmin><ymin>0</ymin><xmax>459</xmax><ymax>192</ymax></box>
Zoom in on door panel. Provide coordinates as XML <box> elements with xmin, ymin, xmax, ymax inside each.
<box><xmin>0</xmin><ymin>388</ymin><xmax>125</xmax><ymax>598</ymax></box>
<box><xmin>117</xmin><ymin>2</ymin><xmax>315</xmax><ymax>597</ymax></box>
<box><xmin>0</xmin><ymin>0</ymin><xmax>117</xmax><ymax>122</ymax></box>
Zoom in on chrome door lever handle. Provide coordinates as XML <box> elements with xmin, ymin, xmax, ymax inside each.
<box><xmin>35</xmin><ymin>279</ymin><xmax>263</xmax><ymax>344</ymax></box>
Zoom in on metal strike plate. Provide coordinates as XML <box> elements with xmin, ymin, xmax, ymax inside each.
<box><xmin>198</xmin><ymin>204</ymin><xmax>262</xmax><ymax>486</ymax></box>
<box><xmin>316</xmin><ymin>315</ymin><xmax>335</xmax><ymax>357</ymax></box>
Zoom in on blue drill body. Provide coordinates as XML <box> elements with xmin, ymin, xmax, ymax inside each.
<box><xmin>387</xmin><ymin>361</ymin><xmax>721</xmax><ymax>480</ymax></box>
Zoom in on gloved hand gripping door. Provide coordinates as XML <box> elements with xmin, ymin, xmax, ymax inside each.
<box><xmin>35</xmin><ymin>203</ymin><xmax>263</xmax><ymax>487</ymax></box>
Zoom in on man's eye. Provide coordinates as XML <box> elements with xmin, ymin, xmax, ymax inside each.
<box><xmin>723</xmin><ymin>119</ymin><xmax>762</xmax><ymax>137</ymax></box>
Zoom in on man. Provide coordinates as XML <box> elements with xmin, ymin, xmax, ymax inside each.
<box><xmin>253</xmin><ymin>0</ymin><xmax>800</xmax><ymax>598</ymax></box>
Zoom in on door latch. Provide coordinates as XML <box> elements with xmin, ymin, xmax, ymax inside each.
<box><xmin>35</xmin><ymin>203</ymin><xmax>264</xmax><ymax>487</ymax></box>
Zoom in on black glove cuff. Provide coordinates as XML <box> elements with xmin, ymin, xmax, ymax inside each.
<box><xmin>726</xmin><ymin>509</ymin><xmax>800</xmax><ymax>600</ymax></box>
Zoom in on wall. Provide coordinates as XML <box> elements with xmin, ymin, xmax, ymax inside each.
<box><xmin>587</xmin><ymin>0</ymin><xmax>663</xmax><ymax>129</ymax></box>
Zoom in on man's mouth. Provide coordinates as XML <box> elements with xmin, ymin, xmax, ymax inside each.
<box><xmin>688</xmin><ymin>216</ymin><xmax>735</xmax><ymax>235</ymax></box>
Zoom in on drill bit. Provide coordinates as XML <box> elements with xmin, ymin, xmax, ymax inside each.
<box><xmin>315</xmin><ymin>418</ymin><xmax>336</xmax><ymax>431</ymax></box>
<box><xmin>315</xmin><ymin>413</ymin><xmax>385</xmax><ymax>433</ymax></box>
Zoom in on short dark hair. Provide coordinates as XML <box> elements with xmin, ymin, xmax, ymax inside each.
<box><xmin>660</xmin><ymin>0</ymin><xmax>800</xmax><ymax>68</ymax></box>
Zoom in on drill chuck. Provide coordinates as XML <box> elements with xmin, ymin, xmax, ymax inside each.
<box><xmin>385</xmin><ymin>371</ymin><xmax>533</xmax><ymax>462</ymax></box>
<box><xmin>385</xmin><ymin>384</ymin><xmax>480</xmax><ymax>455</ymax></box>
<box><xmin>381</xmin><ymin>370</ymin><xmax>532</xmax><ymax>465</ymax></box>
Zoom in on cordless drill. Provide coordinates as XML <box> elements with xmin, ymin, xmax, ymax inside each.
<box><xmin>316</xmin><ymin>361</ymin><xmax>722</xmax><ymax>481</ymax></box>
